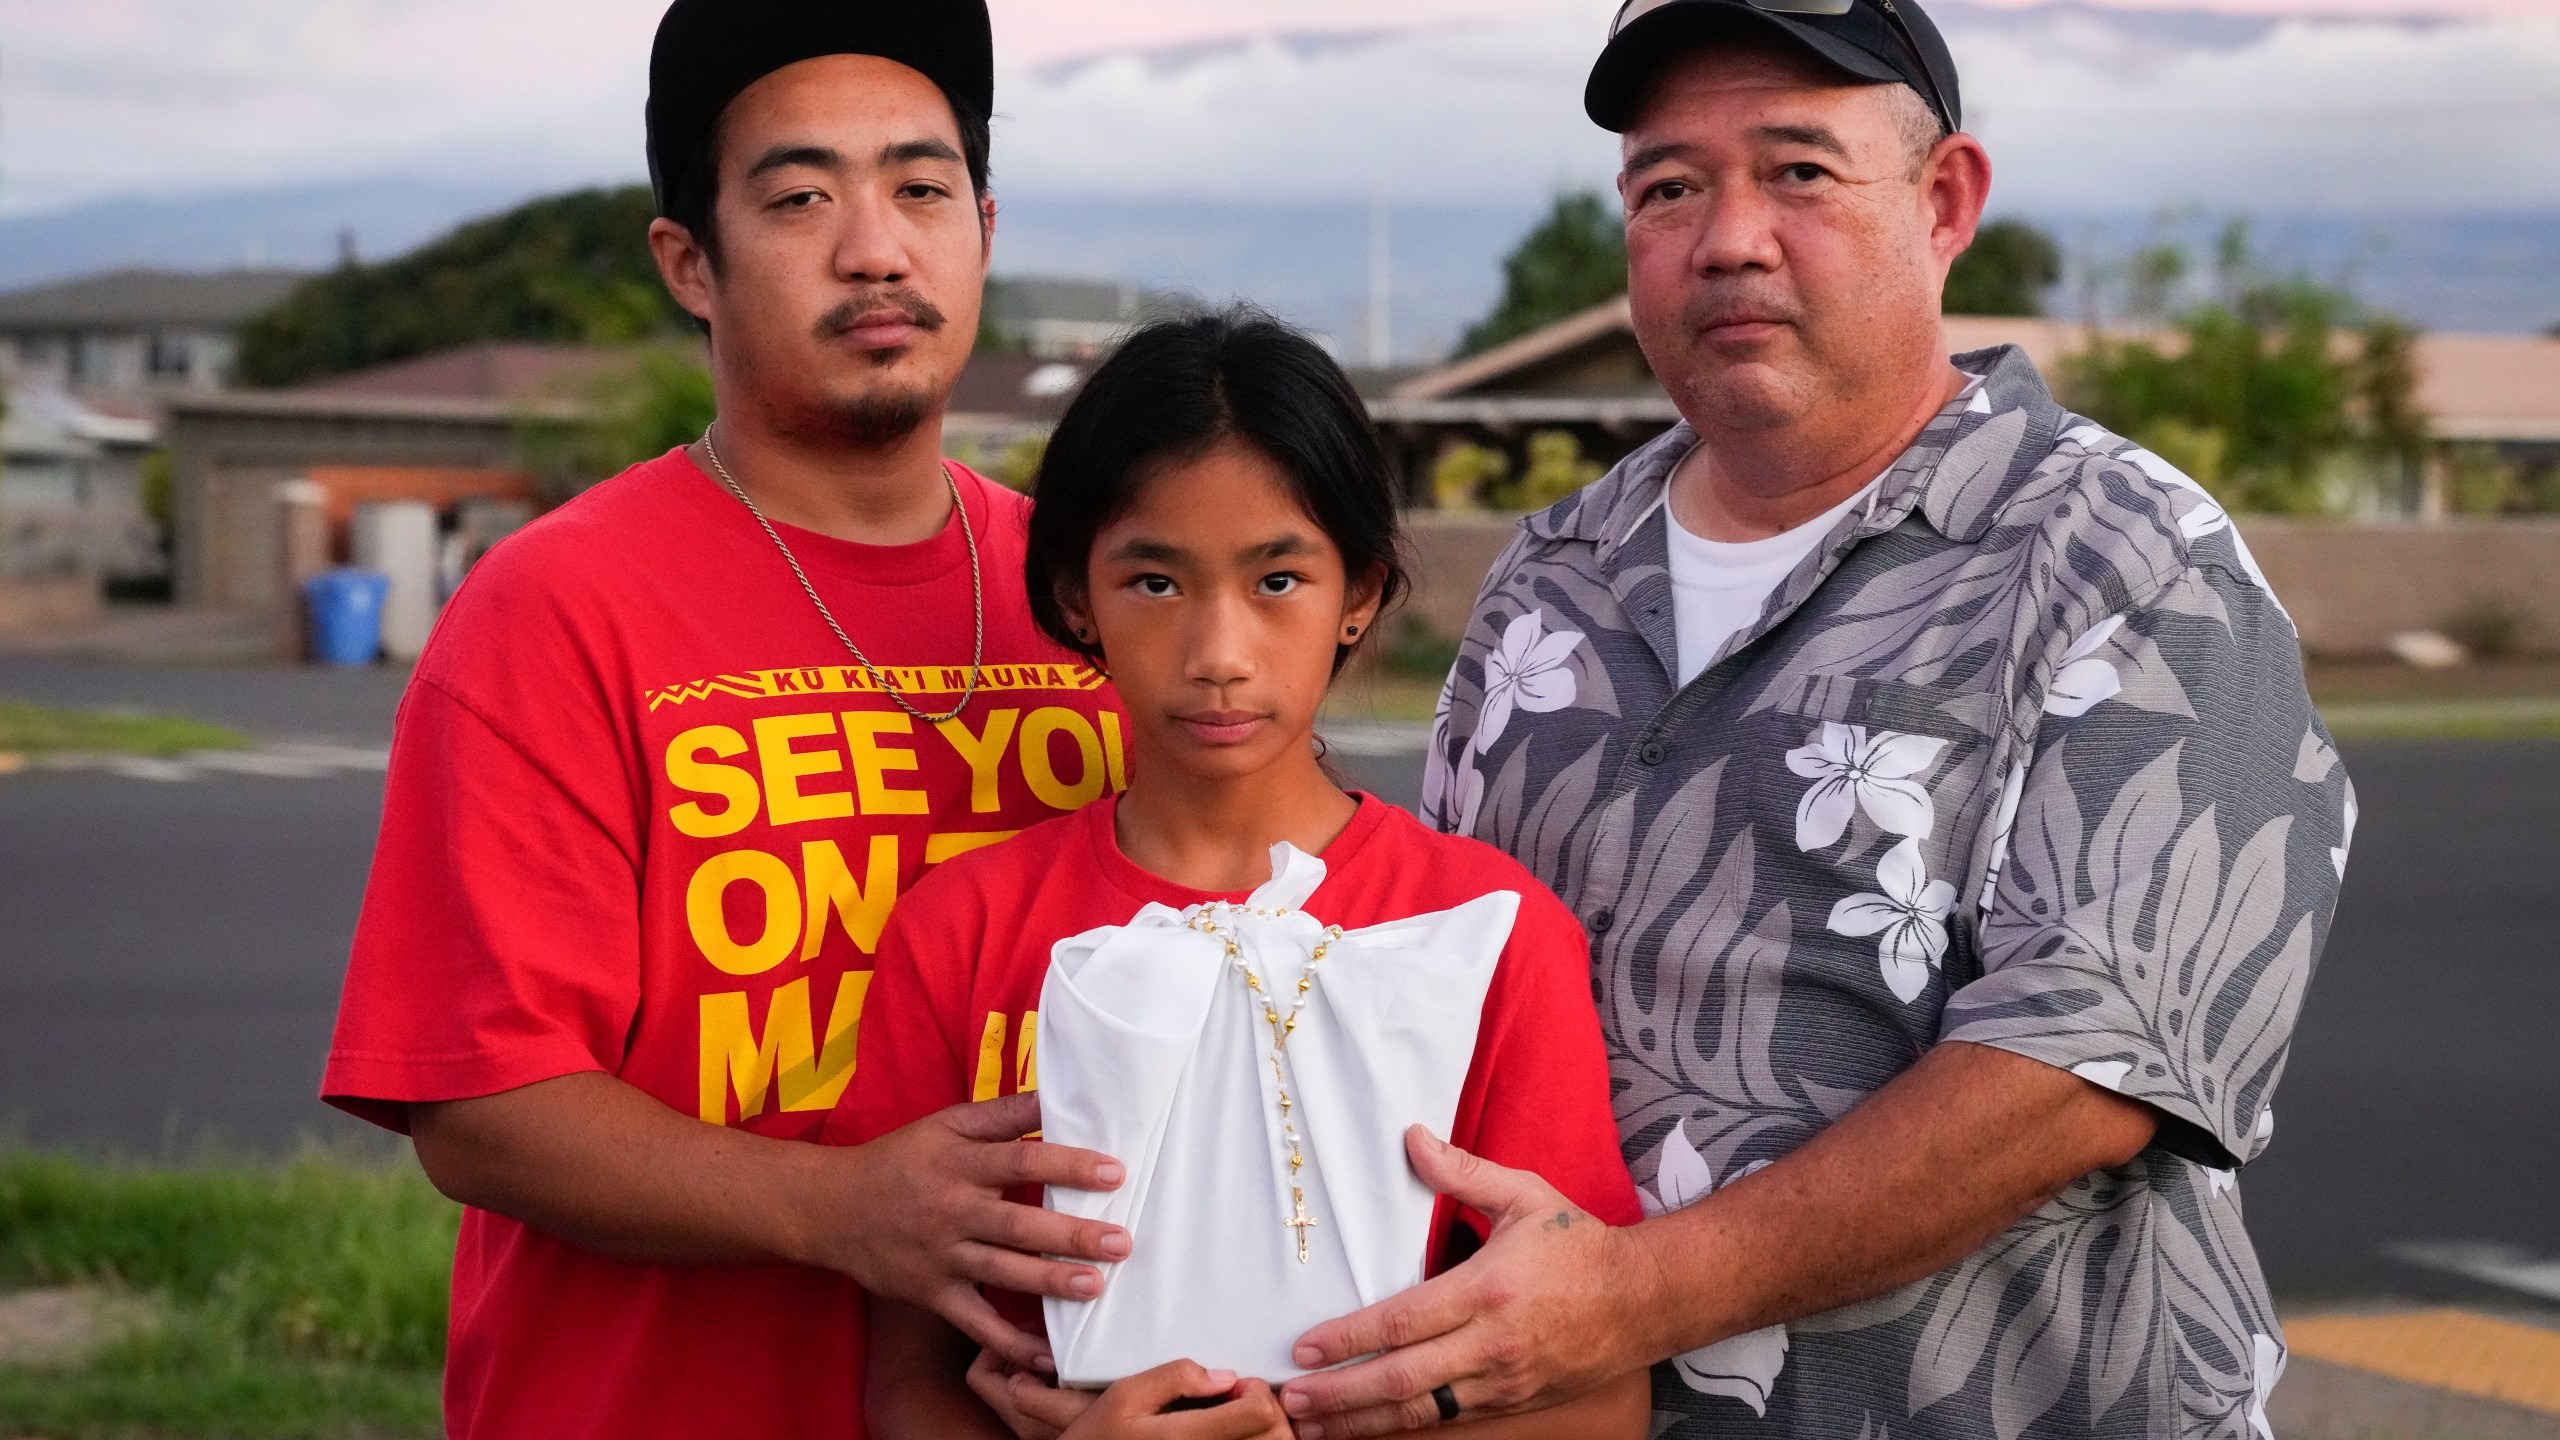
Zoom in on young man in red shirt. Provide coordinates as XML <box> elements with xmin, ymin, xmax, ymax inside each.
<box><xmin>322</xmin><ymin>5</ymin><xmax>1133</xmax><ymax>1437</ymax></box>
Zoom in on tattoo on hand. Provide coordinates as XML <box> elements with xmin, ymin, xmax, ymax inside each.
<box><xmin>1545</xmin><ymin>1210</ymin><xmax>1576</xmax><ymax>1231</ymax></box>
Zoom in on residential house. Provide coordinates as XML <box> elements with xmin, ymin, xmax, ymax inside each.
<box><xmin>1372</xmin><ymin>297</ymin><xmax>2560</xmax><ymax>514</ymax></box>
<box><xmin>0</xmin><ymin>385</ymin><xmax>161</xmax><ymax>582</ymax></box>
<box><xmin>168</xmin><ymin>340</ymin><xmax>1095</xmax><ymax>615</ymax></box>
<box><xmin>985</xmin><ymin>275</ymin><xmax>1185</xmax><ymax>361</ymax></box>
<box><xmin>0</xmin><ymin>268</ymin><xmax>304</xmax><ymax>395</ymax></box>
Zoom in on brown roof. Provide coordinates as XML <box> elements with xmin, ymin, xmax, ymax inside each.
<box><xmin>1397</xmin><ymin>302</ymin><xmax>2560</xmax><ymax>442</ymax></box>
<box><xmin>946</xmin><ymin>354</ymin><xmax>1090</xmax><ymax>422</ymax></box>
<box><xmin>301</xmin><ymin>343</ymin><xmax>671</xmax><ymax>404</ymax></box>
<box><xmin>302</xmin><ymin>341</ymin><xmax>1089</xmax><ymax>424</ymax></box>
<box><xmin>0</xmin><ymin>267</ymin><xmax>305</xmax><ymax>331</ymax></box>
<box><xmin>1392</xmin><ymin>297</ymin><xmax>1634</xmax><ymax>401</ymax></box>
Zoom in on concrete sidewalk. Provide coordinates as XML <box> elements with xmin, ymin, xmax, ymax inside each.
<box><xmin>0</xmin><ymin>605</ymin><xmax>276</xmax><ymax>666</ymax></box>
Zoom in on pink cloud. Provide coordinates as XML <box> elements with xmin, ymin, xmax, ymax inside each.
<box><xmin>989</xmin><ymin>0</ymin><xmax>2550</xmax><ymax>63</ymax></box>
<box><xmin>987</xmin><ymin>0</ymin><xmax>1558</xmax><ymax>63</ymax></box>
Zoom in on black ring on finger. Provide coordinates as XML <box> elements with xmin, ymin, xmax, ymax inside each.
<box><xmin>1433</xmin><ymin>1384</ymin><xmax>1460</xmax><ymax>1424</ymax></box>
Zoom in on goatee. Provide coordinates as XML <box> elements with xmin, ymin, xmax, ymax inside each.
<box><xmin>821</xmin><ymin>388</ymin><xmax>936</xmax><ymax>448</ymax></box>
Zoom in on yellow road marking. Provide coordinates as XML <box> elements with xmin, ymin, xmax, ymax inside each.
<box><xmin>2287</xmin><ymin>1308</ymin><xmax>2560</xmax><ymax>1416</ymax></box>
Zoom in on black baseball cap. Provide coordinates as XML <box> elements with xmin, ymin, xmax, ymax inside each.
<box><xmin>1585</xmin><ymin>0</ymin><xmax>1961</xmax><ymax>136</ymax></box>
<box><xmin>646</xmin><ymin>0</ymin><xmax>995</xmax><ymax>215</ymax></box>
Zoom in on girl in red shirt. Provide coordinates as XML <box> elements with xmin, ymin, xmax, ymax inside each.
<box><xmin>833</xmin><ymin>309</ymin><xmax>1646</xmax><ymax>1440</ymax></box>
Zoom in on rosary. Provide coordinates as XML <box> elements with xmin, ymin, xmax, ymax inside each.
<box><xmin>1187</xmin><ymin>902</ymin><xmax>1346</xmax><ymax>1264</ymax></box>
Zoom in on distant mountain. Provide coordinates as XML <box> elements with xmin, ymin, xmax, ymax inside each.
<box><xmin>4</xmin><ymin>181</ymin><xmax>2553</xmax><ymax>363</ymax></box>
<box><xmin>2</xmin><ymin>0</ymin><xmax>2551</xmax><ymax>355</ymax></box>
<box><xmin>0</xmin><ymin>177</ymin><xmax>546</xmax><ymax>292</ymax></box>
<box><xmin>2034</xmin><ymin>211</ymin><xmax>2560</xmax><ymax>337</ymax></box>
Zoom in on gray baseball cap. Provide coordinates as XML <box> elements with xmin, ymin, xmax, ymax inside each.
<box><xmin>1586</xmin><ymin>0</ymin><xmax>1962</xmax><ymax>135</ymax></box>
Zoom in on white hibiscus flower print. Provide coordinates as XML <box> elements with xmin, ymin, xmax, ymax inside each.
<box><xmin>1453</xmin><ymin>753</ymin><xmax>1489</xmax><ymax>838</ymax></box>
<box><xmin>2248</xmin><ymin>1332</ymin><xmax>2286</xmax><ymax>1440</ymax></box>
<box><xmin>2333</xmin><ymin>786</ymin><xmax>2359</xmax><ymax>880</ymax></box>
<box><xmin>1641</xmin><ymin>1121</ymin><xmax>1790</xmax><ymax>1416</ymax></box>
<box><xmin>1475</xmin><ymin>609</ymin><xmax>1584</xmax><ymax>751</ymax></box>
<box><xmin>2293</xmin><ymin>727</ymin><xmax>2339</xmax><ymax>783</ymax></box>
<box><xmin>2071</xmin><ymin>1059</ymin><xmax>2133</xmax><ymax>1092</ymax></box>
<box><xmin>2045</xmin><ymin>614</ymin><xmax>2127</xmax><ymax>718</ymax></box>
<box><xmin>1827</xmin><ymin>838</ymin><xmax>1956</xmax><ymax>1003</ymax></box>
<box><xmin>1978</xmin><ymin>758</ymin><xmax>2029</xmax><ymax>920</ymax></box>
<box><xmin>2123</xmin><ymin>445</ymin><xmax>2293</xmax><ymax>624</ymax></box>
<box><xmin>1419</xmin><ymin>693</ymin><xmax>1456</xmax><ymax>830</ymax></box>
<box><xmin>1784</xmin><ymin>723</ymin><xmax>1948</xmax><ymax>852</ymax></box>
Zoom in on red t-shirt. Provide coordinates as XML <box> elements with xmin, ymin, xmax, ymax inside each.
<box><xmin>827</xmin><ymin>794</ymin><xmax>1642</xmax><ymax>1343</ymax></box>
<box><xmin>322</xmin><ymin>449</ymin><xmax>1127</xmax><ymax>1440</ymax></box>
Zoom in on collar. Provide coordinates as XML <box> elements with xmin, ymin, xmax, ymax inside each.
<box><xmin>1524</xmin><ymin>344</ymin><xmax>2065</xmax><ymax>558</ymax></box>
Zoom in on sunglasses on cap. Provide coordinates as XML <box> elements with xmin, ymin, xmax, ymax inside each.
<box><xmin>1610</xmin><ymin>0</ymin><xmax>1957</xmax><ymax>136</ymax></box>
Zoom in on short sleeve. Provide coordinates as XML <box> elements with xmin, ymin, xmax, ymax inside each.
<box><xmin>321</xmin><ymin>676</ymin><xmax>643</xmax><ymax>1132</ymax></box>
<box><xmin>822</xmin><ymin>873</ymin><xmax>978</xmax><ymax>1146</ymax></box>
<box><xmin>1944</xmin><ymin>554</ymin><xmax>2351</xmax><ymax>1170</ymax></box>
<box><xmin>1449</xmin><ymin>889</ymin><xmax>1644</xmax><ymax>1238</ymax></box>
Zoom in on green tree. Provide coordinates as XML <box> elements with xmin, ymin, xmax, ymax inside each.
<box><xmin>237</xmin><ymin>187</ymin><xmax>687</xmax><ymax>387</ymax></box>
<box><xmin>516</xmin><ymin>344</ymin><xmax>716</xmax><ymax>499</ymax></box>
<box><xmin>2062</xmin><ymin>229</ymin><xmax>2427</xmax><ymax>516</ymax></box>
<box><xmin>1459</xmin><ymin>192</ymin><xmax>1628</xmax><ymax>357</ymax></box>
<box><xmin>1943</xmin><ymin>219</ymin><xmax>2061</xmax><ymax>317</ymax></box>
<box><xmin>976</xmin><ymin>277</ymin><xmax>1026</xmax><ymax>357</ymax></box>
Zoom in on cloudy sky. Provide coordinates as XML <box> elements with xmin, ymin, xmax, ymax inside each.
<box><xmin>2</xmin><ymin>0</ymin><xmax>2555</xmax><ymax>218</ymax></box>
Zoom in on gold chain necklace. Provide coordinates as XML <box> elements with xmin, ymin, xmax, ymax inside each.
<box><xmin>1188</xmin><ymin>902</ymin><xmax>1346</xmax><ymax>1264</ymax></box>
<box><xmin>700</xmin><ymin>426</ymin><xmax>986</xmax><ymax>726</ymax></box>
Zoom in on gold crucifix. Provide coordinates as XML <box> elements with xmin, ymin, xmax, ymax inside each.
<box><xmin>1284</xmin><ymin>1187</ymin><xmax>1319</xmax><ymax>1264</ymax></box>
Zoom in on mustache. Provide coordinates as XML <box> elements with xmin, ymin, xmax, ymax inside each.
<box><xmin>814</xmin><ymin>290</ymin><xmax>948</xmax><ymax>342</ymax></box>
<box><xmin>1682</xmin><ymin>286</ymin><xmax>1803</xmax><ymax>332</ymax></box>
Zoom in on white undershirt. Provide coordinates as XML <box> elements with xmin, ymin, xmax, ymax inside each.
<box><xmin>1666</xmin><ymin>477</ymin><xmax>1880</xmax><ymax>686</ymax></box>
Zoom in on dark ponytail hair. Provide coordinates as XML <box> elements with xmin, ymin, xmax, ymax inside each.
<box><xmin>1024</xmin><ymin>306</ymin><xmax>1410</xmax><ymax>677</ymax></box>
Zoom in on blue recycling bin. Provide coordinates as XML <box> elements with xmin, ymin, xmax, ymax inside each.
<box><xmin>304</xmin><ymin>569</ymin><xmax>391</xmax><ymax>666</ymax></box>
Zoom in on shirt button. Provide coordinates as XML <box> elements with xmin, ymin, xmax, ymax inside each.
<box><xmin>1588</xmin><ymin>908</ymin><xmax>1616</xmax><ymax>936</ymax></box>
<box><xmin>1638</xmin><ymin>740</ymin><xmax>1667</xmax><ymax>766</ymax></box>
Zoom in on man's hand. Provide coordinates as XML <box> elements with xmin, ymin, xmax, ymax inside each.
<box><xmin>802</xmin><ymin>1091</ymin><xmax>1133</xmax><ymax>1367</ymax></box>
<box><xmin>411</xmin><ymin>1075</ymin><xmax>1131</xmax><ymax>1372</ymax></box>
<box><xmin>997</xmin><ymin>1359</ymin><xmax>1291</xmax><ymax>1440</ymax></box>
<box><xmin>1278</xmin><ymin>1128</ymin><xmax>1659</xmax><ymax>1439</ymax></box>
<box><xmin>1278</xmin><ymin>1044</ymin><xmax>2158</xmax><ymax>1437</ymax></box>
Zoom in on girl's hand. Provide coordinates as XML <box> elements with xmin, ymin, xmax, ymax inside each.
<box><xmin>1000</xmin><ymin>1359</ymin><xmax>1291</xmax><ymax>1440</ymax></box>
<box><xmin>970</xmin><ymin>1348</ymin><xmax>1082</xmax><ymax>1440</ymax></box>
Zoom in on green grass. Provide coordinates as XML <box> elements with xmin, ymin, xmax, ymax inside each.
<box><xmin>0</xmin><ymin>702</ymin><xmax>253</xmax><ymax>759</ymax></box>
<box><xmin>1321</xmin><ymin>670</ymin><xmax>1444</xmax><ymax>725</ymax></box>
<box><xmin>2319</xmin><ymin>697</ymin><xmax>2560</xmax><ymax>741</ymax></box>
<box><xmin>0</xmin><ymin>1150</ymin><xmax>457</xmax><ymax>1438</ymax></box>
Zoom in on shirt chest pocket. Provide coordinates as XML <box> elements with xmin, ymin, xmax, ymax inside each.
<box><xmin>1743</xmin><ymin>673</ymin><xmax>2005</xmax><ymax>1006</ymax></box>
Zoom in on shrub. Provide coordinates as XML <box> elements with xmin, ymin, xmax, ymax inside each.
<box><xmin>1430</xmin><ymin>443</ymin><xmax>1510</xmax><ymax>513</ymax></box>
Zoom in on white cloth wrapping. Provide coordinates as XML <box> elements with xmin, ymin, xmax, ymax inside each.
<box><xmin>1037</xmin><ymin>842</ymin><xmax>1518</xmax><ymax>1385</ymax></box>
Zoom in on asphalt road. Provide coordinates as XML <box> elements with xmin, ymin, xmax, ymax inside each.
<box><xmin>1</xmin><ymin>657</ymin><xmax>2553</xmax><ymax>1308</ymax></box>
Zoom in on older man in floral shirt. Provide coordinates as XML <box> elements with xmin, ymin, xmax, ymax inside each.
<box><xmin>1277</xmin><ymin>3</ymin><xmax>2353</xmax><ymax>1439</ymax></box>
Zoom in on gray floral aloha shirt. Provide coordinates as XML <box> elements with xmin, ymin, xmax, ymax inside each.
<box><xmin>1418</xmin><ymin>346</ymin><xmax>2355</xmax><ymax>1439</ymax></box>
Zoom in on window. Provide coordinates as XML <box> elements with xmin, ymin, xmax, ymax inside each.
<box><xmin>147</xmin><ymin>333</ymin><xmax>195</xmax><ymax>380</ymax></box>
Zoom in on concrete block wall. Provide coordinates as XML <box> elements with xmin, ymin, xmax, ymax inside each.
<box><xmin>1395</xmin><ymin>512</ymin><xmax>2560</xmax><ymax>659</ymax></box>
<box><xmin>2243</xmin><ymin>519</ymin><xmax>2560</xmax><ymax>657</ymax></box>
<box><xmin>0</xmin><ymin>577</ymin><xmax>103</xmax><ymax>634</ymax></box>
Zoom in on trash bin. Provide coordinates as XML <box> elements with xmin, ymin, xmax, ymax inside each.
<box><xmin>304</xmin><ymin>569</ymin><xmax>391</xmax><ymax>666</ymax></box>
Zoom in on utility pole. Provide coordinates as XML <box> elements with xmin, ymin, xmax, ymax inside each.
<box><xmin>1367</xmin><ymin>191</ymin><xmax>1393</xmax><ymax>369</ymax></box>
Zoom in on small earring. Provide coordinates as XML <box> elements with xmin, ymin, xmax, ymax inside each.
<box><xmin>1345</xmin><ymin>625</ymin><xmax>1361</xmax><ymax>638</ymax></box>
